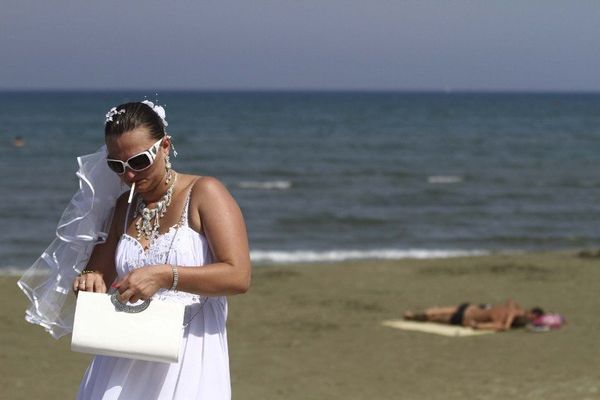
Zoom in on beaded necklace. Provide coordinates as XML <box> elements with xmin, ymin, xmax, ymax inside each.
<box><xmin>134</xmin><ymin>171</ymin><xmax>177</xmax><ymax>241</ymax></box>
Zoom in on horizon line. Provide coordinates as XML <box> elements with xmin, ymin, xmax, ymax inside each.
<box><xmin>2</xmin><ymin>87</ymin><xmax>600</xmax><ymax>95</ymax></box>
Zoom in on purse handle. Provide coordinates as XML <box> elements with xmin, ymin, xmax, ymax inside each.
<box><xmin>111</xmin><ymin>292</ymin><xmax>151</xmax><ymax>313</ymax></box>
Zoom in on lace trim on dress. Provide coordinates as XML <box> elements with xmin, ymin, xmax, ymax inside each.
<box><xmin>119</xmin><ymin>185</ymin><xmax>207</xmax><ymax>306</ymax></box>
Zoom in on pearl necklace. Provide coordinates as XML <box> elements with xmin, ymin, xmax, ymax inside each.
<box><xmin>134</xmin><ymin>171</ymin><xmax>177</xmax><ymax>241</ymax></box>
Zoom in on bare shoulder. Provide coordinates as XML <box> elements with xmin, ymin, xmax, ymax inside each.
<box><xmin>190</xmin><ymin>176</ymin><xmax>241</xmax><ymax>214</ymax></box>
<box><xmin>187</xmin><ymin>176</ymin><xmax>241</xmax><ymax>234</ymax></box>
<box><xmin>190</xmin><ymin>176</ymin><xmax>233</xmax><ymax>202</ymax></box>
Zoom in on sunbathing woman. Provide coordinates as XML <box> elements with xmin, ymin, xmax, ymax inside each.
<box><xmin>404</xmin><ymin>299</ymin><xmax>544</xmax><ymax>331</ymax></box>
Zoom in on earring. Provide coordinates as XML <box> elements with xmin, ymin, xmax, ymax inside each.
<box><xmin>165</xmin><ymin>154</ymin><xmax>172</xmax><ymax>185</ymax></box>
<box><xmin>166</xmin><ymin>135</ymin><xmax>177</xmax><ymax>157</ymax></box>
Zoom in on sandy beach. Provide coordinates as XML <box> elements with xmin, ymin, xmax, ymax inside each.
<box><xmin>3</xmin><ymin>251</ymin><xmax>600</xmax><ymax>399</ymax></box>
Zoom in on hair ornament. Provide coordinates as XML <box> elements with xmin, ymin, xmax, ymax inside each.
<box><xmin>105</xmin><ymin>107</ymin><xmax>126</xmax><ymax>123</ymax></box>
<box><xmin>141</xmin><ymin>100</ymin><xmax>169</xmax><ymax>127</ymax></box>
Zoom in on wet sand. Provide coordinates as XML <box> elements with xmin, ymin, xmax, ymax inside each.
<box><xmin>3</xmin><ymin>251</ymin><xmax>600</xmax><ymax>399</ymax></box>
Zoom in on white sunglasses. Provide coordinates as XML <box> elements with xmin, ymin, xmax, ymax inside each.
<box><xmin>106</xmin><ymin>138</ymin><xmax>164</xmax><ymax>174</ymax></box>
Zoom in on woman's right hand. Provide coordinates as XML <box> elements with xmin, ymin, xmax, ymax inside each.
<box><xmin>72</xmin><ymin>272</ymin><xmax>107</xmax><ymax>294</ymax></box>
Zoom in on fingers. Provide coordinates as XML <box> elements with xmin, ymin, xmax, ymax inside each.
<box><xmin>88</xmin><ymin>277</ymin><xmax>107</xmax><ymax>293</ymax></box>
<box><xmin>111</xmin><ymin>278</ymin><xmax>122</xmax><ymax>290</ymax></box>
<box><xmin>98</xmin><ymin>279</ymin><xmax>107</xmax><ymax>293</ymax></box>
<box><xmin>117</xmin><ymin>285</ymin><xmax>148</xmax><ymax>304</ymax></box>
<box><xmin>118</xmin><ymin>290</ymin><xmax>130</xmax><ymax>303</ymax></box>
<box><xmin>72</xmin><ymin>273</ymin><xmax>107</xmax><ymax>294</ymax></box>
<box><xmin>118</xmin><ymin>288</ymin><xmax>137</xmax><ymax>304</ymax></box>
<box><xmin>114</xmin><ymin>270</ymin><xmax>159</xmax><ymax>303</ymax></box>
<box><xmin>84</xmin><ymin>276</ymin><xmax>96</xmax><ymax>292</ymax></box>
<box><xmin>72</xmin><ymin>275</ymin><xmax>88</xmax><ymax>292</ymax></box>
<box><xmin>89</xmin><ymin>276</ymin><xmax>106</xmax><ymax>293</ymax></box>
<box><xmin>73</xmin><ymin>277</ymin><xmax>80</xmax><ymax>292</ymax></box>
<box><xmin>117</xmin><ymin>275</ymin><xmax>134</xmax><ymax>303</ymax></box>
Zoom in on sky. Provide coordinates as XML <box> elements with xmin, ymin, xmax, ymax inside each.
<box><xmin>2</xmin><ymin>1</ymin><xmax>600</xmax><ymax>91</ymax></box>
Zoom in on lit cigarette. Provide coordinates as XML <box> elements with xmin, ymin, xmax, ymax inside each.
<box><xmin>127</xmin><ymin>182</ymin><xmax>136</xmax><ymax>204</ymax></box>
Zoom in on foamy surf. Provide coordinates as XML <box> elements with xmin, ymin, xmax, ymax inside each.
<box><xmin>0</xmin><ymin>249</ymin><xmax>493</xmax><ymax>273</ymax></box>
<box><xmin>427</xmin><ymin>175</ymin><xmax>463</xmax><ymax>184</ymax></box>
<box><xmin>238</xmin><ymin>180</ymin><xmax>292</xmax><ymax>190</ymax></box>
<box><xmin>250</xmin><ymin>249</ymin><xmax>488</xmax><ymax>264</ymax></box>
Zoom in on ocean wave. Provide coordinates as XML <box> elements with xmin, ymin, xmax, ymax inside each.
<box><xmin>237</xmin><ymin>180</ymin><xmax>292</xmax><ymax>190</ymax></box>
<box><xmin>250</xmin><ymin>249</ymin><xmax>488</xmax><ymax>263</ymax></box>
<box><xmin>427</xmin><ymin>175</ymin><xmax>463</xmax><ymax>184</ymax></box>
<box><xmin>278</xmin><ymin>213</ymin><xmax>386</xmax><ymax>227</ymax></box>
<box><xmin>0</xmin><ymin>249</ymin><xmax>489</xmax><ymax>272</ymax></box>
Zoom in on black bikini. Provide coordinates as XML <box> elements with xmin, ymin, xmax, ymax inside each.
<box><xmin>450</xmin><ymin>303</ymin><xmax>470</xmax><ymax>325</ymax></box>
<box><xmin>450</xmin><ymin>303</ymin><xmax>492</xmax><ymax>325</ymax></box>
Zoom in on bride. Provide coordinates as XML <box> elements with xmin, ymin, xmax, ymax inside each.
<box><xmin>21</xmin><ymin>100</ymin><xmax>251</xmax><ymax>399</ymax></box>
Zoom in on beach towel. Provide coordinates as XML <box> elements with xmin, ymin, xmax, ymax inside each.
<box><xmin>382</xmin><ymin>320</ymin><xmax>495</xmax><ymax>337</ymax></box>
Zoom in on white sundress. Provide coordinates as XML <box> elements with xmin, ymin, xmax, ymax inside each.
<box><xmin>76</xmin><ymin>191</ymin><xmax>231</xmax><ymax>400</ymax></box>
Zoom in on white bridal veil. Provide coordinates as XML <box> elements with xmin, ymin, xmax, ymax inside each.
<box><xmin>18</xmin><ymin>146</ymin><xmax>126</xmax><ymax>339</ymax></box>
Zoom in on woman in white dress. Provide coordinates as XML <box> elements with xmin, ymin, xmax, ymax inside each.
<box><xmin>71</xmin><ymin>101</ymin><xmax>251</xmax><ymax>399</ymax></box>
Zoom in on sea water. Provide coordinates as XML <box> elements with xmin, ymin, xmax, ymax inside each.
<box><xmin>1</xmin><ymin>91</ymin><xmax>600</xmax><ymax>269</ymax></box>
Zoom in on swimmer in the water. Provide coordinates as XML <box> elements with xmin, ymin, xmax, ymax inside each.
<box><xmin>13</xmin><ymin>136</ymin><xmax>25</xmax><ymax>147</ymax></box>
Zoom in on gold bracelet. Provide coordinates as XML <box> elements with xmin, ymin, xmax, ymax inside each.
<box><xmin>80</xmin><ymin>270</ymin><xmax>102</xmax><ymax>276</ymax></box>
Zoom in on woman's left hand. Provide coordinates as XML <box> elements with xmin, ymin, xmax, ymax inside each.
<box><xmin>112</xmin><ymin>265</ymin><xmax>171</xmax><ymax>303</ymax></box>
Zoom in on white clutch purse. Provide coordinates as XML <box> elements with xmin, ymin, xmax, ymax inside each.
<box><xmin>71</xmin><ymin>291</ymin><xmax>186</xmax><ymax>363</ymax></box>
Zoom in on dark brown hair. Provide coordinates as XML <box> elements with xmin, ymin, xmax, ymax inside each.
<box><xmin>104</xmin><ymin>102</ymin><xmax>165</xmax><ymax>140</ymax></box>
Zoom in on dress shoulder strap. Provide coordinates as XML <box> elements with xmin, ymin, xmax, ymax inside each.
<box><xmin>178</xmin><ymin>178</ymin><xmax>200</xmax><ymax>227</ymax></box>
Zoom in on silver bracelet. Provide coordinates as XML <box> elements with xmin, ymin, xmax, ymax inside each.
<box><xmin>170</xmin><ymin>264</ymin><xmax>179</xmax><ymax>291</ymax></box>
